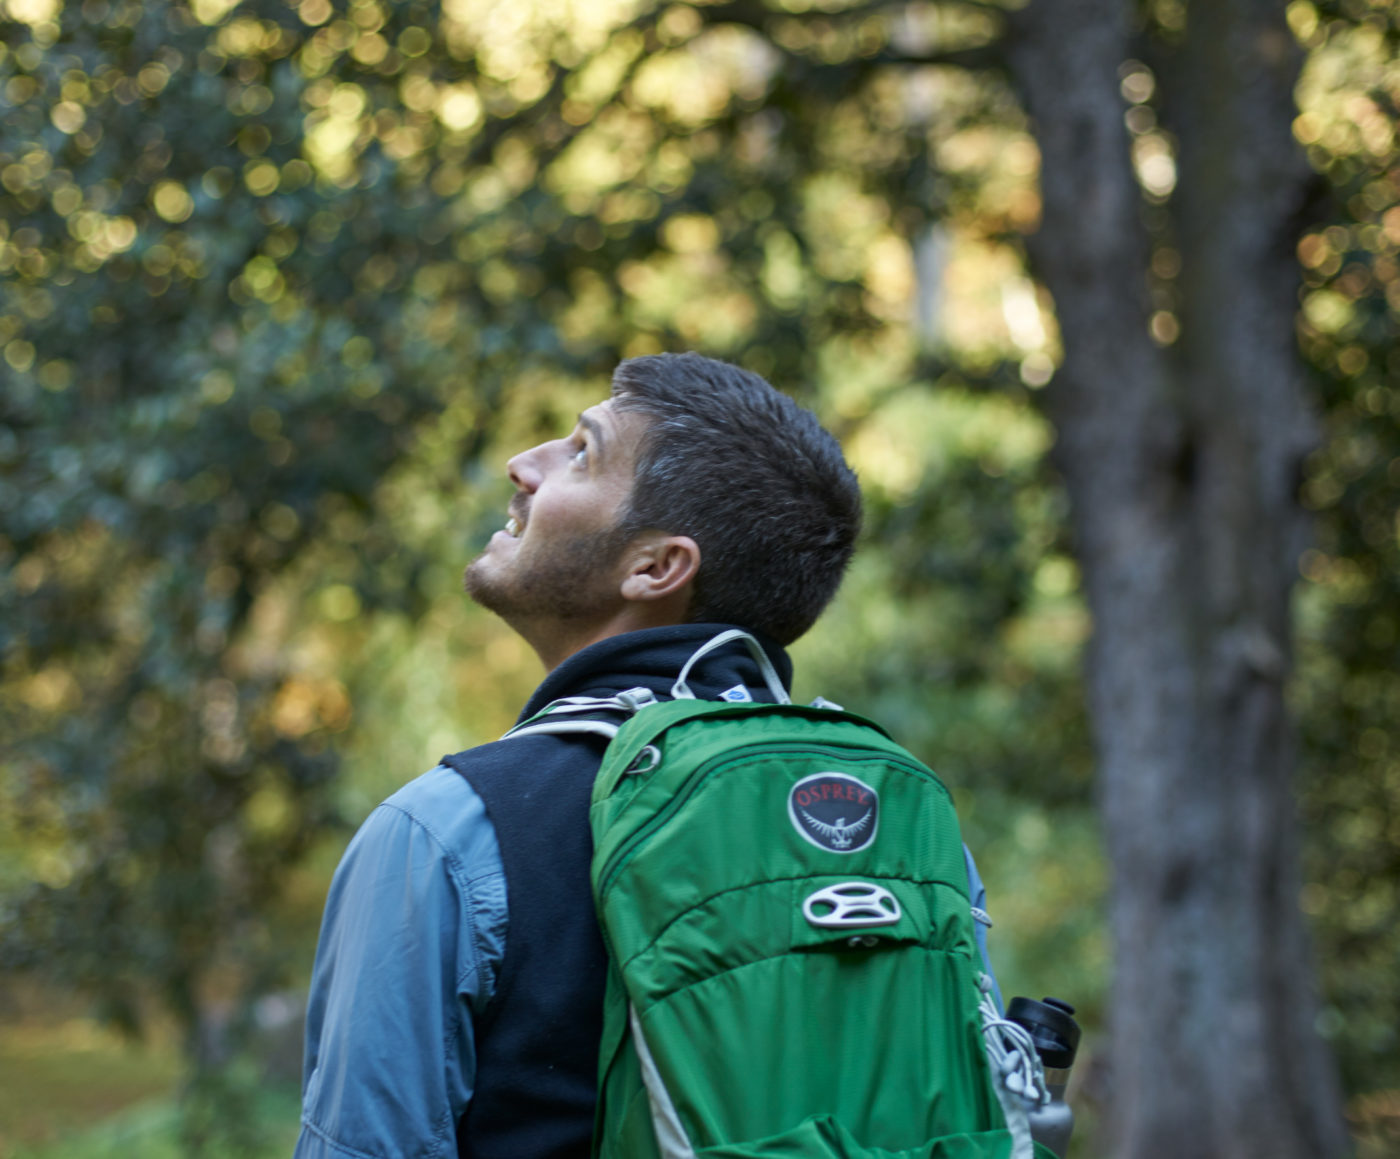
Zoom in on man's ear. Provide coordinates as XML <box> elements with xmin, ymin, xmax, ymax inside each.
<box><xmin>619</xmin><ymin>535</ymin><xmax>700</xmax><ymax>603</ymax></box>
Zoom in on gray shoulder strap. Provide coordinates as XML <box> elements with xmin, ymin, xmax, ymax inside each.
<box><xmin>500</xmin><ymin>687</ymin><xmax>659</xmax><ymax>742</ymax></box>
<box><xmin>505</xmin><ymin>719</ymin><xmax>622</xmax><ymax>741</ymax></box>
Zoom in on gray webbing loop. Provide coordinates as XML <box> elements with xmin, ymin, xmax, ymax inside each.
<box><xmin>670</xmin><ymin>630</ymin><xmax>790</xmax><ymax>705</ymax></box>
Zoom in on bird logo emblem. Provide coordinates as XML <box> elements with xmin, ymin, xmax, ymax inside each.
<box><xmin>798</xmin><ymin>807</ymin><xmax>873</xmax><ymax>849</ymax></box>
<box><xmin>788</xmin><ymin>772</ymin><xmax>879</xmax><ymax>853</ymax></box>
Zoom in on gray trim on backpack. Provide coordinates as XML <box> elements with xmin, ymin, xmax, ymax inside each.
<box><xmin>629</xmin><ymin>1003</ymin><xmax>696</xmax><ymax>1159</ymax></box>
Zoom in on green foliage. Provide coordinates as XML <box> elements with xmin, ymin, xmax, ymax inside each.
<box><xmin>8</xmin><ymin>1084</ymin><xmax>301</xmax><ymax>1159</ymax></box>
<box><xmin>2</xmin><ymin>0</ymin><xmax>1076</xmax><ymax>1072</ymax></box>
<box><xmin>1291</xmin><ymin>0</ymin><xmax>1400</xmax><ymax>1095</ymax></box>
<box><xmin>2</xmin><ymin>0</ymin><xmax>1395</xmax><ymax>1146</ymax></box>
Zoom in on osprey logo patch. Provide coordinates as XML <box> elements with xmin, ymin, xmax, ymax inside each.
<box><xmin>788</xmin><ymin>772</ymin><xmax>878</xmax><ymax>854</ymax></box>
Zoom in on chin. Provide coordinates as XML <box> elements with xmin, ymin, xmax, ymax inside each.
<box><xmin>463</xmin><ymin>555</ymin><xmax>499</xmax><ymax>603</ymax></box>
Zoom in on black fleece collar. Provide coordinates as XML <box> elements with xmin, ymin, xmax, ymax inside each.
<box><xmin>516</xmin><ymin>623</ymin><xmax>793</xmax><ymax>723</ymax></box>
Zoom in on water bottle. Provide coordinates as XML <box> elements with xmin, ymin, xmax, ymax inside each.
<box><xmin>1006</xmin><ymin>996</ymin><xmax>1081</xmax><ymax>1159</ymax></box>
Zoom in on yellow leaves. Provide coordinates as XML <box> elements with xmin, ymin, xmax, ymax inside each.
<box><xmin>328</xmin><ymin>79</ymin><xmax>366</xmax><ymax>120</ymax></box>
<box><xmin>351</xmin><ymin>31</ymin><xmax>389</xmax><ymax>66</ymax></box>
<box><xmin>152</xmin><ymin>180</ymin><xmax>194</xmax><ymax>222</ymax></box>
<box><xmin>440</xmin><ymin>0</ymin><xmax>638</xmax><ymax>75</ymax></box>
<box><xmin>304</xmin><ymin>83</ymin><xmax>370</xmax><ymax>184</ymax></box>
<box><xmin>340</xmin><ymin>335</ymin><xmax>374</xmax><ymax>366</ymax></box>
<box><xmin>399</xmin><ymin>72</ymin><xmax>438</xmax><ymax>113</ymax></box>
<box><xmin>4</xmin><ymin>339</ymin><xmax>37</xmax><ymax>373</ymax></box>
<box><xmin>846</xmin><ymin>414</ymin><xmax>925</xmax><ymax>502</ymax></box>
<box><xmin>22</xmin><ymin>665</ymin><xmax>81</xmax><ymax>715</ymax></box>
<box><xmin>1299</xmin><ymin>231</ymin><xmax>1341</xmax><ymax>274</ymax></box>
<box><xmin>1131</xmin><ymin>132</ymin><xmax>1177</xmax><ymax>199</ymax></box>
<box><xmin>192</xmin><ymin>0</ymin><xmax>242</xmax><ymax>25</ymax></box>
<box><xmin>4</xmin><ymin>0</ymin><xmax>59</xmax><ymax>24</ymax></box>
<box><xmin>1000</xmin><ymin>277</ymin><xmax>1048</xmax><ymax>355</ymax></box>
<box><xmin>1293</xmin><ymin>110</ymin><xmax>1323</xmax><ymax>146</ymax></box>
<box><xmin>217</xmin><ymin>17</ymin><xmax>269</xmax><ymax>55</ymax></box>
<box><xmin>803</xmin><ymin>173</ymin><xmax>885</xmax><ymax>282</ymax></box>
<box><xmin>1149</xmin><ymin>311</ymin><xmax>1180</xmax><ymax>347</ymax></box>
<box><xmin>1304</xmin><ymin>289</ymin><xmax>1356</xmax><ymax>335</ymax></box>
<box><xmin>1034</xmin><ymin>557</ymin><xmax>1080</xmax><ymax>600</ymax></box>
<box><xmin>298</xmin><ymin>0</ymin><xmax>331</xmax><ymax>26</ymax></box>
<box><xmin>1296</xmin><ymin>17</ymin><xmax>1400</xmax><ymax>165</ymax></box>
<box><xmin>1338</xmin><ymin>93</ymin><xmax>1395</xmax><ymax>157</ymax></box>
<box><xmin>437</xmin><ymin>83</ymin><xmax>482</xmax><ymax>132</ymax></box>
<box><xmin>631</xmin><ymin>28</ymin><xmax>777</xmax><ymax>125</ymax></box>
<box><xmin>50</xmin><ymin>181</ymin><xmax>81</xmax><ymax>216</ymax></box>
<box><xmin>662</xmin><ymin>214</ymin><xmax>719</xmax><ymax>254</ymax></box>
<box><xmin>761</xmin><ymin>230</ymin><xmax>804</xmax><ymax>311</ymax></box>
<box><xmin>933</xmin><ymin>118</ymin><xmax>1040</xmax><ymax>236</ymax></box>
<box><xmin>261</xmin><ymin>501</ymin><xmax>301</xmax><ymax>542</ymax></box>
<box><xmin>864</xmin><ymin>235</ymin><xmax>915</xmax><ymax>320</ymax></box>
<box><xmin>239</xmin><ymin>255</ymin><xmax>285</xmax><ymax>302</ymax></box>
<box><xmin>298</xmin><ymin>18</ymin><xmax>359</xmax><ymax>79</ymax></box>
<box><xmin>1382</xmin><ymin>207</ymin><xmax>1400</xmax><ymax>249</ymax></box>
<box><xmin>137</xmin><ymin>61</ymin><xmax>171</xmax><ymax>97</ymax></box>
<box><xmin>847</xmin><ymin>388</ymin><xmax>1053</xmax><ymax>505</ymax></box>
<box><xmin>1286</xmin><ymin>1</ymin><xmax>1319</xmax><ymax>45</ymax></box>
<box><xmin>63</xmin><ymin>211</ymin><xmax>136</xmax><ymax>269</ymax></box>
<box><xmin>547</xmin><ymin>107</ymin><xmax>652</xmax><ymax>207</ymax></box>
<box><xmin>316</xmin><ymin>585</ymin><xmax>361</xmax><ymax>623</ymax></box>
<box><xmin>242</xmin><ymin>159</ymin><xmax>279</xmax><ymax>196</ymax></box>
<box><xmin>243</xmin><ymin>783</ymin><xmax>293</xmax><ymax>836</ymax></box>
<box><xmin>2</xmin><ymin>148</ymin><xmax>53</xmax><ymax>196</ymax></box>
<box><xmin>563</xmin><ymin>29</ymin><xmax>642</xmax><ymax>121</ymax></box>
<box><xmin>201</xmin><ymin>369</ymin><xmax>236</xmax><ymax>405</ymax></box>
<box><xmin>49</xmin><ymin>100</ymin><xmax>86</xmax><ymax>134</ymax></box>
<box><xmin>398</xmin><ymin>26</ymin><xmax>432</xmax><ymax>57</ymax></box>
<box><xmin>38</xmin><ymin>359</ymin><xmax>72</xmax><ymax>391</ymax></box>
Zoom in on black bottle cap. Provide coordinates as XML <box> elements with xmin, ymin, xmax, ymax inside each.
<box><xmin>1006</xmin><ymin>996</ymin><xmax>1081</xmax><ymax>1070</ymax></box>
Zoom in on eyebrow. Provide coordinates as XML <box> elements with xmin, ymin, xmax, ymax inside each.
<box><xmin>578</xmin><ymin>411</ymin><xmax>607</xmax><ymax>461</ymax></box>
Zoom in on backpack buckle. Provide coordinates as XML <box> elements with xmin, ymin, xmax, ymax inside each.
<box><xmin>616</xmin><ymin>687</ymin><xmax>659</xmax><ymax>711</ymax></box>
<box><xmin>801</xmin><ymin>882</ymin><xmax>902</xmax><ymax>929</ymax></box>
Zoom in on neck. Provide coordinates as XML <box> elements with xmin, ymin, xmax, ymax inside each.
<box><xmin>521</xmin><ymin>600</ymin><xmax>692</xmax><ymax>672</ymax></box>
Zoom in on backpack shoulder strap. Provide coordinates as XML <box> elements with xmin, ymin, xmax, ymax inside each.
<box><xmin>501</xmin><ymin>687</ymin><xmax>660</xmax><ymax>742</ymax></box>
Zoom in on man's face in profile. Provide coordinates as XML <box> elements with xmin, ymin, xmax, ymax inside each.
<box><xmin>464</xmin><ymin>400</ymin><xmax>650</xmax><ymax>638</ymax></box>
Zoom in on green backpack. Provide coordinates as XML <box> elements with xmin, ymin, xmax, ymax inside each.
<box><xmin>507</xmin><ymin>630</ymin><xmax>1052</xmax><ymax>1159</ymax></box>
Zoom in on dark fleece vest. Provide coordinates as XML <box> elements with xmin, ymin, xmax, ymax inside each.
<box><xmin>443</xmin><ymin>624</ymin><xmax>791</xmax><ymax>1159</ymax></box>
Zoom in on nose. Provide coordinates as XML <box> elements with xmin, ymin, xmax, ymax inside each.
<box><xmin>507</xmin><ymin>445</ymin><xmax>543</xmax><ymax>493</ymax></box>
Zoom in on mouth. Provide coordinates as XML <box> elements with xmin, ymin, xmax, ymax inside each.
<box><xmin>504</xmin><ymin>499</ymin><xmax>527</xmax><ymax>538</ymax></box>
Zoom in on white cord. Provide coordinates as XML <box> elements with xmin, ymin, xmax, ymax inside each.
<box><xmin>978</xmin><ymin>975</ymin><xmax>1050</xmax><ymax>1110</ymax></box>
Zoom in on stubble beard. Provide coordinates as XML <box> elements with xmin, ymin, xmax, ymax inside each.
<box><xmin>463</xmin><ymin>524</ymin><xmax>634</xmax><ymax>629</ymax></box>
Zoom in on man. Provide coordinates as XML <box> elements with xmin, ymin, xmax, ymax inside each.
<box><xmin>295</xmin><ymin>353</ymin><xmax>865</xmax><ymax>1158</ymax></box>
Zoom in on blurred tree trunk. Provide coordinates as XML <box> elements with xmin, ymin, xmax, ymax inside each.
<box><xmin>1004</xmin><ymin>1</ymin><xmax>1349</xmax><ymax>1156</ymax></box>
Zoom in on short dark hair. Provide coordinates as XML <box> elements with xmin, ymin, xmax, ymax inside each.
<box><xmin>611</xmin><ymin>352</ymin><xmax>861</xmax><ymax>646</ymax></box>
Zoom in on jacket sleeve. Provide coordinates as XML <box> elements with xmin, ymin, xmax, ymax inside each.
<box><xmin>295</xmin><ymin>767</ymin><xmax>507</xmax><ymax>1158</ymax></box>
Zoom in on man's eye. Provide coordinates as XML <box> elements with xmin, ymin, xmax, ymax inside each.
<box><xmin>571</xmin><ymin>445</ymin><xmax>588</xmax><ymax>466</ymax></box>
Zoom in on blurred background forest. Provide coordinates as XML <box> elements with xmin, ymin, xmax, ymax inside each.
<box><xmin>0</xmin><ymin>0</ymin><xmax>1396</xmax><ymax>1155</ymax></box>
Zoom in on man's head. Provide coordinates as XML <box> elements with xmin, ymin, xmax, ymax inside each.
<box><xmin>465</xmin><ymin>353</ymin><xmax>861</xmax><ymax>668</ymax></box>
<box><xmin>609</xmin><ymin>353</ymin><xmax>861</xmax><ymax>645</ymax></box>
